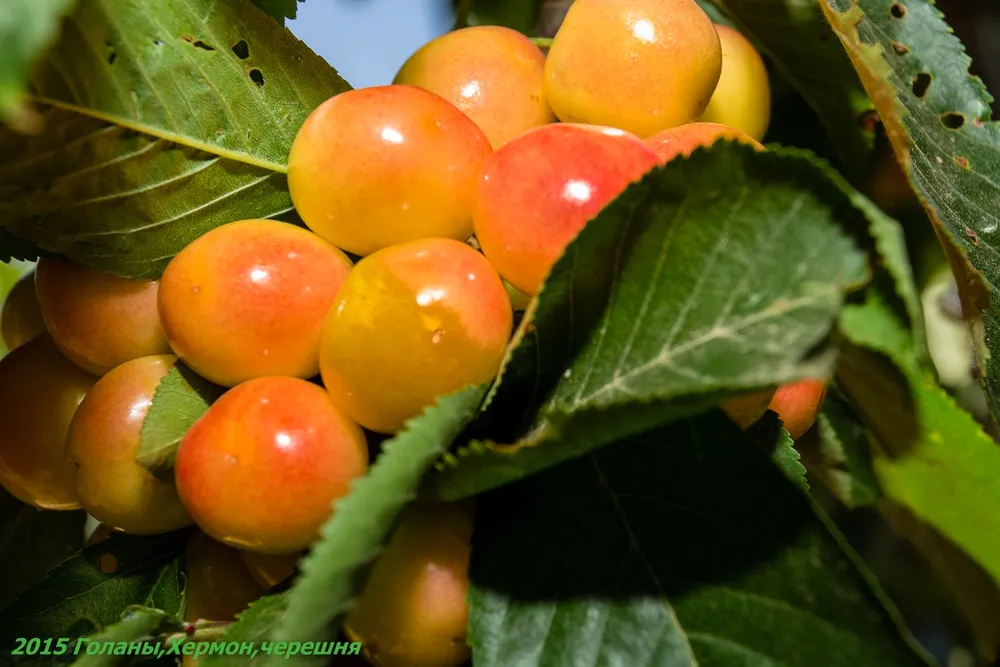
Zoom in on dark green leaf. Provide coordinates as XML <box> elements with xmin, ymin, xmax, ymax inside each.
<box><xmin>836</xmin><ymin>288</ymin><xmax>1000</xmax><ymax>652</ymax></box>
<box><xmin>0</xmin><ymin>0</ymin><xmax>350</xmax><ymax>279</ymax></box>
<box><xmin>463</xmin><ymin>0</ymin><xmax>540</xmax><ymax>33</ymax></box>
<box><xmin>265</xmin><ymin>386</ymin><xmax>486</xmax><ymax>657</ymax></box>
<box><xmin>746</xmin><ymin>411</ymin><xmax>808</xmax><ymax>490</ymax></box>
<box><xmin>0</xmin><ymin>531</ymin><xmax>186</xmax><ymax>666</ymax></box>
<box><xmin>249</xmin><ymin>0</ymin><xmax>300</xmax><ymax>23</ymax></box>
<box><xmin>709</xmin><ymin>0</ymin><xmax>874</xmax><ymax>177</ymax></box>
<box><xmin>0</xmin><ymin>0</ymin><xmax>77</xmax><ymax>130</ymax></box>
<box><xmin>469</xmin><ymin>415</ymin><xmax>932</xmax><ymax>667</ymax></box>
<box><xmin>0</xmin><ymin>228</ymin><xmax>42</xmax><ymax>265</ymax></box>
<box><xmin>202</xmin><ymin>594</ymin><xmax>287</xmax><ymax>666</ymax></box>
<box><xmin>137</xmin><ymin>363</ymin><xmax>224</xmax><ymax>479</ymax></box>
<box><xmin>70</xmin><ymin>608</ymin><xmax>182</xmax><ymax>667</ymax></box>
<box><xmin>800</xmin><ymin>388</ymin><xmax>880</xmax><ymax>508</ymax></box>
<box><xmin>0</xmin><ymin>489</ymin><xmax>87</xmax><ymax>607</ymax></box>
<box><xmin>427</xmin><ymin>144</ymin><xmax>869</xmax><ymax>500</ymax></box>
<box><xmin>819</xmin><ymin>0</ymin><xmax>1000</xmax><ymax>430</ymax></box>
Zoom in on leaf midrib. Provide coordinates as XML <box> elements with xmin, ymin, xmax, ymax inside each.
<box><xmin>30</xmin><ymin>96</ymin><xmax>287</xmax><ymax>173</ymax></box>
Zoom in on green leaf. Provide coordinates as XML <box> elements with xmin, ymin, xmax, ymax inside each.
<box><xmin>708</xmin><ymin>0</ymin><xmax>874</xmax><ymax>177</ymax></box>
<box><xmin>70</xmin><ymin>607</ymin><xmax>182</xmax><ymax>667</ymax></box>
<box><xmin>746</xmin><ymin>411</ymin><xmax>808</xmax><ymax>490</ymax></box>
<box><xmin>799</xmin><ymin>388</ymin><xmax>880</xmax><ymax>508</ymax></box>
<box><xmin>468</xmin><ymin>415</ymin><xmax>932</xmax><ymax>667</ymax></box>
<box><xmin>818</xmin><ymin>0</ymin><xmax>1000</xmax><ymax>430</ymax></box>
<box><xmin>0</xmin><ymin>0</ymin><xmax>77</xmax><ymax>130</ymax></box>
<box><xmin>266</xmin><ymin>386</ymin><xmax>486</xmax><ymax>655</ymax></box>
<box><xmin>0</xmin><ymin>489</ymin><xmax>87</xmax><ymax>607</ymax></box>
<box><xmin>202</xmin><ymin>594</ymin><xmax>287</xmax><ymax>666</ymax></box>
<box><xmin>0</xmin><ymin>531</ymin><xmax>186</xmax><ymax>665</ymax></box>
<box><xmin>137</xmin><ymin>363</ymin><xmax>224</xmax><ymax>479</ymax></box>
<box><xmin>427</xmin><ymin>144</ymin><xmax>869</xmax><ymax>501</ymax></box>
<box><xmin>836</xmin><ymin>288</ymin><xmax>1000</xmax><ymax>654</ymax></box>
<box><xmin>0</xmin><ymin>0</ymin><xmax>350</xmax><ymax>279</ymax></box>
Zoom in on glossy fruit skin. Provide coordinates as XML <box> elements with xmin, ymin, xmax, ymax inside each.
<box><xmin>0</xmin><ymin>272</ymin><xmax>46</xmax><ymax>352</ymax></box>
<box><xmin>0</xmin><ymin>335</ymin><xmax>96</xmax><ymax>509</ymax></box>
<box><xmin>175</xmin><ymin>376</ymin><xmax>369</xmax><ymax>554</ymax></box>
<box><xmin>288</xmin><ymin>85</ymin><xmax>492</xmax><ymax>256</ymax></box>
<box><xmin>644</xmin><ymin>122</ymin><xmax>763</xmax><ymax>164</ymax></box>
<box><xmin>769</xmin><ymin>380</ymin><xmax>828</xmax><ymax>440</ymax></box>
<box><xmin>158</xmin><ymin>220</ymin><xmax>353</xmax><ymax>388</ymax></box>
<box><xmin>238</xmin><ymin>549</ymin><xmax>302</xmax><ymax>589</ymax></box>
<box><xmin>185</xmin><ymin>530</ymin><xmax>265</xmax><ymax>622</ymax></box>
<box><xmin>544</xmin><ymin>0</ymin><xmax>722</xmax><ymax>137</ymax></box>
<box><xmin>344</xmin><ymin>502</ymin><xmax>474</xmax><ymax>667</ymax></box>
<box><xmin>394</xmin><ymin>26</ymin><xmax>555</xmax><ymax>148</ymax></box>
<box><xmin>720</xmin><ymin>389</ymin><xmax>776</xmax><ymax>430</ymax></box>
<box><xmin>67</xmin><ymin>355</ymin><xmax>193</xmax><ymax>535</ymax></box>
<box><xmin>473</xmin><ymin>123</ymin><xmax>659</xmax><ymax>296</ymax></box>
<box><xmin>35</xmin><ymin>258</ymin><xmax>172</xmax><ymax>376</ymax></box>
<box><xmin>700</xmin><ymin>25</ymin><xmax>771</xmax><ymax>141</ymax></box>
<box><xmin>320</xmin><ymin>238</ymin><xmax>512</xmax><ymax>434</ymax></box>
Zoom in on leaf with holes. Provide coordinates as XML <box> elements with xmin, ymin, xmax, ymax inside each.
<box><xmin>426</xmin><ymin>143</ymin><xmax>869</xmax><ymax>501</ymax></box>
<box><xmin>819</xmin><ymin>0</ymin><xmax>1000</xmax><ymax>431</ymax></box>
<box><xmin>0</xmin><ymin>531</ymin><xmax>185</xmax><ymax>665</ymax></box>
<box><xmin>0</xmin><ymin>0</ymin><xmax>78</xmax><ymax>130</ymax></box>
<box><xmin>137</xmin><ymin>363</ymin><xmax>224</xmax><ymax>479</ymax></box>
<box><xmin>0</xmin><ymin>0</ymin><xmax>349</xmax><ymax>278</ymax></box>
<box><xmin>708</xmin><ymin>0</ymin><xmax>874</xmax><ymax>177</ymax></box>
<box><xmin>469</xmin><ymin>414</ymin><xmax>932</xmax><ymax>667</ymax></box>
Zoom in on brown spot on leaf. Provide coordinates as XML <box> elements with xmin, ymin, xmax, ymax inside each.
<box><xmin>859</xmin><ymin>109</ymin><xmax>880</xmax><ymax>132</ymax></box>
<box><xmin>954</xmin><ymin>155</ymin><xmax>970</xmax><ymax>169</ymax></box>
<box><xmin>965</xmin><ymin>228</ymin><xmax>980</xmax><ymax>244</ymax></box>
<box><xmin>890</xmin><ymin>3</ymin><xmax>905</xmax><ymax>18</ymax></box>
<box><xmin>892</xmin><ymin>42</ymin><xmax>909</xmax><ymax>55</ymax></box>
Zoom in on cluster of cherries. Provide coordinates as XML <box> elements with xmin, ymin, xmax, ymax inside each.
<box><xmin>0</xmin><ymin>1</ymin><xmax>827</xmax><ymax>665</ymax></box>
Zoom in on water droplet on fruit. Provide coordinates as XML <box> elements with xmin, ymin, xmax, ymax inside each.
<box><xmin>417</xmin><ymin>287</ymin><xmax>447</xmax><ymax>306</ymax></box>
<box><xmin>262</xmin><ymin>348</ymin><xmax>270</xmax><ymax>357</ymax></box>
<box><xmin>468</xmin><ymin>273</ymin><xmax>476</xmax><ymax>281</ymax></box>
<box><xmin>225</xmin><ymin>454</ymin><xmax>238</xmax><ymax>465</ymax></box>
<box><xmin>563</xmin><ymin>179</ymin><xmax>593</xmax><ymax>204</ymax></box>
<box><xmin>380</xmin><ymin>126</ymin><xmax>404</xmax><ymax>144</ymax></box>
<box><xmin>275</xmin><ymin>432</ymin><xmax>293</xmax><ymax>450</ymax></box>
<box><xmin>431</xmin><ymin>329</ymin><xmax>443</xmax><ymax>344</ymax></box>
<box><xmin>460</xmin><ymin>80</ymin><xmax>481</xmax><ymax>101</ymax></box>
<box><xmin>632</xmin><ymin>19</ymin><xmax>656</xmax><ymax>44</ymax></box>
<box><xmin>192</xmin><ymin>286</ymin><xmax>201</xmax><ymax>294</ymax></box>
<box><xmin>287</xmin><ymin>251</ymin><xmax>298</xmax><ymax>260</ymax></box>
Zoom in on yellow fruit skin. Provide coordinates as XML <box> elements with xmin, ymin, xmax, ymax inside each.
<box><xmin>394</xmin><ymin>26</ymin><xmax>555</xmax><ymax>148</ymax></box>
<box><xmin>544</xmin><ymin>0</ymin><xmax>722</xmax><ymax>138</ymax></box>
<box><xmin>67</xmin><ymin>355</ymin><xmax>193</xmax><ymax>535</ymax></box>
<box><xmin>0</xmin><ymin>335</ymin><xmax>96</xmax><ymax>509</ymax></box>
<box><xmin>319</xmin><ymin>238</ymin><xmax>512</xmax><ymax>434</ymax></box>
<box><xmin>700</xmin><ymin>24</ymin><xmax>772</xmax><ymax>141</ymax></box>
<box><xmin>0</xmin><ymin>272</ymin><xmax>46</xmax><ymax>352</ymax></box>
<box><xmin>344</xmin><ymin>503</ymin><xmax>474</xmax><ymax>667</ymax></box>
<box><xmin>35</xmin><ymin>258</ymin><xmax>172</xmax><ymax>376</ymax></box>
<box><xmin>288</xmin><ymin>86</ymin><xmax>492</xmax><ymax>257</ymax></box>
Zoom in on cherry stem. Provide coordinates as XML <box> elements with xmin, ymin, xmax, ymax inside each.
<box><xmin>530</xmin><ymin>37</ymin><xmax>554</xmax><ymax>48</ymax></box>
